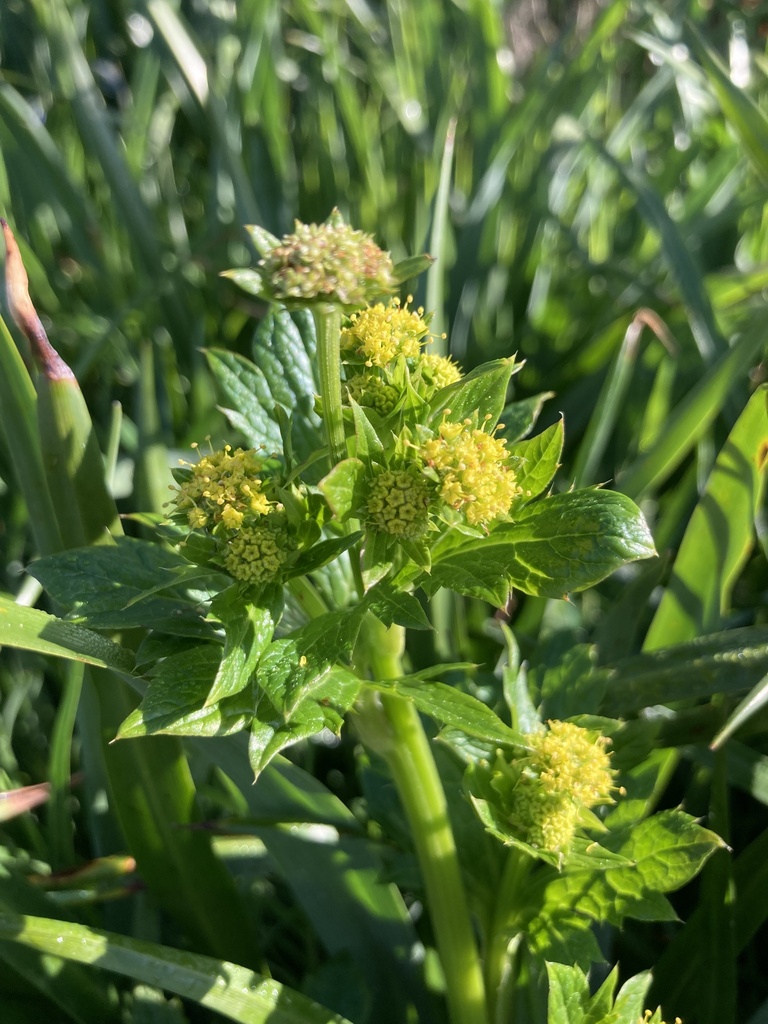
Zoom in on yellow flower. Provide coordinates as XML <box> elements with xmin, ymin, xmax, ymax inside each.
<box><xmin>366</xmin><ymin>465</ymin><xmax>433</xmax><ymax>538</ymax></box>
<box><xmin>417</xmin><ymin>352</ymin><xmax>462</xmax><ymax>391</ymax></box>
<box><xmin>173</xmin><ymin>445</ymin><xmax>273</xmax><ymax>529</ymax></box>
<box><xmin>506</xmin><ymin>721</ymin><xmax>615</xmax><ymax>855</ymax></box>
<box><xmin>341</xmin><ymin>298</ymin><xmax>428</xmax><ymax>368</ymax></box>
<box><xmin>345</xmin><ymin>372</ymin><xmax>401</xmax><ymax>416</ymax></box>
<box><xmin>422</xmin><ymin>419</ymin><xmax>521</xmax><ymax>525</ymax></box>
<box><xmin>639</xmin><ymin>1012</ymin><xmax>682</xmax><ymax>1024</ymax></box>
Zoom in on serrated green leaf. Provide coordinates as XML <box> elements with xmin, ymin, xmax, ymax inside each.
<box><xmin>509</xmin><ymin>418</ymin><xmax>564</xmax><ymax>500</ymax></box>
<box><xmin>319</xmin><ymin>458</ymin><xmax>367</xmax><ymax>520</ymax></box>
<box><xmin>547</xmin><ymin>962</ymin><xmax>589</xmax><ymax>1024</ymax></box>
<box><xmin>372</xmin><ymin>678</ymin><xmax>523</xmax><ymax>746</ymax></box>
<box><xmin>538</xmin><ymin>810</ymin><xmax>724</xmax><ymax>931</ymax></box>
<box><xmin>426</xmin><ymin>490</ymin><xmax>655</xmax><ymax>604</ymax></box>
<box><xmin>117</xmin><ymin>646</ymin><xmax>252</xmax><ymax>739</ymax></box>
<box><xmin>204</xmin><ymin>348</ymin><xmax>284</xmax><ymax>451</ymax></box>
<box><xmin>247</xmin><ymin>611</ymin><xmax>365</xmax><ymax>775</ymax></box>
<box><xmin>28</xmin><ymin>537</ymin><xmax>212</xmax><ymax>636</ymax></box>
<box><xmin>364</xmin><ymin>584</ymin><xmax>431</xmax><ymax>630</ymax></box>
<box><xmin>0</xmin><ymin>911</ymin><xmax>352</xmax><ymax>1024</ymax></box>
<box><xmin>283</xmin><ymin>532</ymin><xmax>363</xmax><ymax>580</ymax></box>
<box><xmin>206</xmin><ymin>588</ymin><xmax>281</xmax><ymax>707</ymax></box>
<box><xmin>429</xmin><ymin>358</ymin><xmax>518</xmax><ymax>429</ymax></box>
<box><xmin>0</xmin><ymin>594</ymin><xmax>135</xmax><ymax>674</ymax></box>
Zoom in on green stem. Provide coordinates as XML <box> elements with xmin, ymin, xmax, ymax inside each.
<box><xmin>485</xmin><ymin>849</ymin><xmax>531</xmax><ymax>1024</ymax></box>
<box><xmin>312</xmin><ymin>303</ymin><xmax>346</xmax><ymax>467</ymax></box>
<box><xmin>357</xmin><ymin>618</ymin><xmax>487</xmax><ymax>1024</ymax></box>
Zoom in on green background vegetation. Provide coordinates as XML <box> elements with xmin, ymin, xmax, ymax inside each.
<box><xmin>1</xmin><ymin>1</ymin><xmax>767</xmax><ymax>1023</ymax></box>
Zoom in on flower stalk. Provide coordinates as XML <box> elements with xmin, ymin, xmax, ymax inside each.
<box><xmin>356</xmin><ymin>617</ymin><xmax>488</xmax><ymax>1024</ymax></box>
<box><xmin>312</xmin><ymin>303</ymin><xmax>346</xmax><ymax>467</ymax></box>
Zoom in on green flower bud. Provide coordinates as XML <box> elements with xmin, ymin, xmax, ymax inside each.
<box><xmin>223</xmin><ymin>513</ymin><xmax>293</xmax><ymax>584</ymax></box>
<box><xmin>345</xmin><ymin>372</ymin><xmax>401</xmax><ymax>416</ymax></box>
<box><xmin>259</xmin><ymin>209</ymin><xmax>396</xmax><ymax>307</ymax></box>
<box><xmin>366</xmin><ymin>465</ymin><xmax>433</xmax><ymax>539</ymax></box>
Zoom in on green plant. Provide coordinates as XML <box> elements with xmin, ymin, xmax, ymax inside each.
<box><xmin>0</xmin><ymin>210</ymin><xmax>729</xmax><ymax>1024</ymax></box>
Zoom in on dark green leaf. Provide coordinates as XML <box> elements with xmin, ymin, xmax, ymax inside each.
<box><xmin>117</xmin><ymin>646</ymin><xmax>252</xmax><ymax>739</ymax></box>
<box><xmin>364</xmin><ymin>584</ymin><xmax>432</xmax><ymax>630</ymax></box>
<box><xmin>426</xmin><ymin>490</ymin><xmax>656</xmax><ymax>604</ymax></box>
<box><xmin>206</xmin><ymin>588</ymin><xmax>281</xmax><ymax>706</ymax></box>
<box><xmin>372</xmin><ymin>677</ymin><xmax>524</xmax><ymax>746</ymax></box>
<box><xmin>499</xmin><ymin>392</ymin><xmax>556</xmax><ymax>444</ymax></box>
<box><xmin>29</xmin><ymin>537</ymin><xmax>214</xmax><ymax>637</ymax></box>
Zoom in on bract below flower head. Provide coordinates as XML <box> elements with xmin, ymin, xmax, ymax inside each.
<box><xmin>341</xmin><ymin>297</ymin><xmax>429</xmax><ymax>367</ymax></box>
<box><xmin>258</xmin><ymin>209</ymin><xmax>396</xmax><ymax>307</ymax></box>
<box><xmin>422</xmin><ymin>419</ymin><xmax>522</xmax><ymax>526</ymax></box>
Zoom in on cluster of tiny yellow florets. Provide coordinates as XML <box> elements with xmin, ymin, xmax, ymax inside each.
<box><xmin>366</xmin><ymin>466</ymin><xmax>433</xmax><ymax>538</ymax></box>
<box><xmin>341</xmin><ymin>298</ymin><xmax>429</xmax><ymax>368</ymax></box>
<box><xmin>172</xmin><ymin>444</ymin><xmax>296</xmax><ymax>586</ymax></box>
<box><xmin>507</xmin><ymin>721</ymin><xmax>615</xmax><ymax>855</ymax></box>
<box><xmin>173</xmin><ymin>445</ymin><xmax>273</xmax><ymax>529</ymax></box>
<box><xmin>259</xmin><ymin>213</ymin><xmax>396</xmax><ymax>306</ymax></box>
<box><xmin>417</xmin><ymin>353</ymin><xmax>463</xmax><ymax>391</ymax></box>
<box><xmin>422</xmin><ymin>419</ymin><xmax>522</xmax><ymax>526</ymax></box>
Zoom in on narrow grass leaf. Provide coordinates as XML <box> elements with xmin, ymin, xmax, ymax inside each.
<box><xmin>0</xmin><ymin>912</ymin><xmax>352</xmax><ymax>1024</ymax></box>
<box><xmin>644</xmin><ymin>386</ymin><xmax>768</xmax><ymax>650</ymax></box>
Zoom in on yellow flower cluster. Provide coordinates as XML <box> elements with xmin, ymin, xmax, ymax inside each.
<box><xmin>366</xmin><ymin>466</ymin><xmax>433</xmax><ymax>538</ymax></box>
<box><xmin>417</xmin><ymin>353</ymin><xmax>462</xmax><ymax>390</ymax></box>
<box><xmin>260</xmin><ymin>213</ymin><xmax>396</xmax><ymax>306</ymax></box>
<box><xmin>422</xmin><ymin>419</ymin><xmax>522</xmax><ymax>525</ymax></box>
<box><xmin>341</xmin><ymin>298</ymin><xmax>428</xmax><ymax>368</ymax></box>
<box><xmin>508</xmin><ymin>721</ymin><xmax>615</xmax><ymax>855</ymax></box>
<box><xmin>174</xmin><ymin>445</ymin><xmax>272</xmax><ymax>529</ymax></box>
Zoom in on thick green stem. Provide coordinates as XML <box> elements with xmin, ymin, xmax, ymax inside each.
<box><xmin>312</xmin><ymin>303</ymin><xmax>346</xmax><ymax>467</ymax></box>
<box><xmin>357</xmin><ymin>618</ymin><xmax>488</xmax><ymax>1024</ymax></box>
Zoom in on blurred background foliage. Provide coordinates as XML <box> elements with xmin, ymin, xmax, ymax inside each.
<box><xmin>1</xmin><ymin>0</ymin><xmax>767</xmax><ymax>1022</ymax></box>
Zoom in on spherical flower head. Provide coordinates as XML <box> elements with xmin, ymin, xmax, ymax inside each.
<box><xmin>422</xmin><ymin>419</ymin><xmax>522</xmax><ymax>526</ymax></box>
<box><xmin>346</xmin><ymin>372</ymin><xmax>401</xmax><ymax>416</ymax></box>
<box><xmin>259</xmin><ymin>210</ymin><xmax>396</xmax><ymax>307</ymax></box>
<box><xmin>341</xmin><ymin>297</ymin><xmax>428</xmax><ymax>368</ymax></box>
<box><xmin>173</xmin><ymin>445</ymin><xmax>272</xmax><ymax>529</ymax></box>
<box><xmin>505</xmin><ymin>721</ymin><xmax>615</xmax><ymax>855</ymax></box>
<box><xmin>417</xmin><ymin>352</ymin><xmax>463</xmax><ymax>392</ymax></box>
<box><xmin>223</xmin><ymin>514</ymin><xmax>293</xmax><ymax>584</ymax></box>
<box><xmin>366</xmin><ymin>465</ymin><xmax>433</xmax><ymax>538</ymax></box>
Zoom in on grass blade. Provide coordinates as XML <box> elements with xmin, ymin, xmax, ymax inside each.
<box><xmin>0</xmin><ymin>911</ymin><xmax>352</xmax><ymax>1024</ymax></box>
